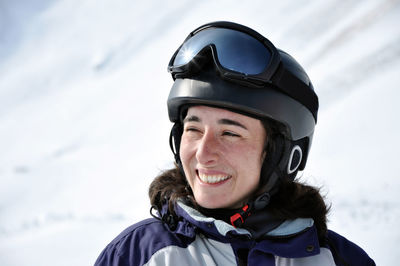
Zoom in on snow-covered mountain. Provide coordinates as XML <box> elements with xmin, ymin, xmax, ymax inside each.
<box><xmin>1</xmin><ymin>0</ymin><xmax>399</xmax><ymax>265</ymax></box>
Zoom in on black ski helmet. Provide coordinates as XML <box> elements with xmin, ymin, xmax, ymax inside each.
<box><xmin>167</xmin><ymin>21</ymin><xmax>318</xmax><ymax>197</ymax></box>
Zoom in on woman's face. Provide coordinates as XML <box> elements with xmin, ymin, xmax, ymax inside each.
<box><xmin>180</xmin><ymin>105</ymin><xmax>266</xmax><ymax>209</ymax></box>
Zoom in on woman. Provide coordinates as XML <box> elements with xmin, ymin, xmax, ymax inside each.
<box><xmin>95</xmin><ymin>21</ymin><xmax>375</xmax><ymax>266</ymax></box>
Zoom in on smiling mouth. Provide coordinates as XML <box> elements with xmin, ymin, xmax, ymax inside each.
<box><xmin>197</xmin><ymin>171</ymin><xmax>231</xmax><ymax>184</ymax></box>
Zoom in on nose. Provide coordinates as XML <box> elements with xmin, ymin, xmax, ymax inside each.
<box><xmin>196</xmin><ymin>130</ymin><xmax>219</xmax><ymax>166</ymax></box>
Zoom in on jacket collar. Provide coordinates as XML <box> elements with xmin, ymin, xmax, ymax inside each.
<box><xmin>175</xmin><ymin>200</ymin><xmax>314</xmax><ymax>239</ymax></box>
<box><xmin>149</xmin><ymin>200</ymin><xmax>322</xmax><ymax>259</ymax></box>
<box><xmin>173</xmin><ymin>201</ymin><xmax>321</xmax><ymax>258</ymax></box>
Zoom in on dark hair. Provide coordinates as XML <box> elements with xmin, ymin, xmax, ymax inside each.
<box><xmin>149</xmin><ymin>118</ymin><xmax>329</xmax><ymax>242</ymax></box>
<box><xmin>149</xmin><ymin>165</ymin><xmax>194</xmax><ymax>216</ymax></box>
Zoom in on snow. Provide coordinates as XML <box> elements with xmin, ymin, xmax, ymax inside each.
<box><xmin>1</xmin><ymin>0</ymin><xmax>399</xmax><ymax>265</ymax></box>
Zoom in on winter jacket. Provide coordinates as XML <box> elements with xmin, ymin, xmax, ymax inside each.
<box><xmin>95</xmin><ymin>201</ymin><xmax>375</xmax><ymax>266</ymax></box>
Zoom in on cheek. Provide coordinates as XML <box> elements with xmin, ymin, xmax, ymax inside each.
<box><xmin>232</xmin><ymin>145</ymin><xmax>264</xmax><ymax>173</ymax></box>
<box><xmin>179</xmin><ymin>138</ymin><xmax>193</xmax><ymax>166</ymax></box>
<box><xmin>233</xmin><ymin>143</ymin><xmax>263</xmax><ymax>160</ymax></box>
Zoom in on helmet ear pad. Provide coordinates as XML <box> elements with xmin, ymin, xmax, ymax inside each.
<box><xmin>287</xmin><ymin>145</ymin><xmax>302</xmax><ymax>175</ymax></box>
<box><xmin>291</xmin><ymin>136</ymin><xmax>310</xmax><ymax>172</ymax></box>
<box><xmin>258</xmin><ymin>132</ymin><xmax>310</xmax><ymax>194</ymax></box>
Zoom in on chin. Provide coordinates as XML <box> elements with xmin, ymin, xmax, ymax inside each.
<box><xmin>197</xmin><ymin>198</ymin><xmax>236</xmax><ymax>209</ymax></box>
<box><xmin>196</xmin><ymin>199</ymin><xmax>222</xmax><ymax>209</ymax></box>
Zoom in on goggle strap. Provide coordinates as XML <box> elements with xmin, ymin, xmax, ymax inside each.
<box><xmin>273</xmin><ymin>65</ymin><xmax>318</xmax><ymax>121</ymax></box>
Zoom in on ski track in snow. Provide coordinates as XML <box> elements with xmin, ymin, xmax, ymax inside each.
<box><xmin>1</xmin><ymin>0</ymin><xmax>399</xmax><ymax>265</ymax></box>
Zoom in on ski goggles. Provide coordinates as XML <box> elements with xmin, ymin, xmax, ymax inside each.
<box><xmin>168</xmin><ymin>21</ymin><xmax>282</xmax><ymax>86</ymax></box>
<box><xmin>168</xmin><ymin>22</ymin><xmax>318</xmax><ymax>120</ymax></box>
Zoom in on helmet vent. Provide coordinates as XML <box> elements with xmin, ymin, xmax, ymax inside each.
<box><xmin>287</xmin><ymin>145</ymin><xmax>302</xmax><ymax>174</ymax></box>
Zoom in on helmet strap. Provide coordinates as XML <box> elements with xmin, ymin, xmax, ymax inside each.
<box><xmin>169</xmin><ymin>123</ymin><xmax>184</xmax><ymax>175</ymax></box>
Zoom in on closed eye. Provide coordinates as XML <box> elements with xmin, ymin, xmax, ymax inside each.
<box><xmin>223</xmin><ymin>131</ymin><xmax>240</xmax><ymax>137</ymax></box>
<box><xmin>184</xmin><ymin>126</ymin><xmax>201</xmax><ymax>133</ymax></box>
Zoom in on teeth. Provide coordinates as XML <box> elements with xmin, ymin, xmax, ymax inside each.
<box><xmin>198</xmin><ymin>173</ymin><xmax>230</xmax><ymax>184</ymax></box>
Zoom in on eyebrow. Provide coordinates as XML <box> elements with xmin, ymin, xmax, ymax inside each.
<box><xmin>183</xmin><ymin>115</ymin><xmax>200</xmax><ymax>123</ymax></box>
<box><xmin>183</xmin><ymin>115</ymin><xmax>248</xmax><ymax>130</ymax></box>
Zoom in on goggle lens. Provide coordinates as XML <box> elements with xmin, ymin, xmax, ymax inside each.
<box><xmin>172</xmin><ymin>28</ymin><xmax>272</xmax><ymax>75</ymax></box>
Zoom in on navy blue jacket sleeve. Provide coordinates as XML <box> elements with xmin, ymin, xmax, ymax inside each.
<box><xmin>326</xmin><ymin>230</ymin><xmax>375</xmax><ymax>266</ymax></box>
<box><xmin>94</xmin><ymin>218</ymin><xmax>167</xmax><ymax>266</ymax></box>
<box><xmin>94</xmin><ymin>218</ymin><xmax>193</xmax><ymax>266</ymax></box>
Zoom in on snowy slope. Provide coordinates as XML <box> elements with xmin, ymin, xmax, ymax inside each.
<box><xmin>0</xmin><ymin>0</ymin><xmax>399</xmax><ymax>265</ymax></box>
